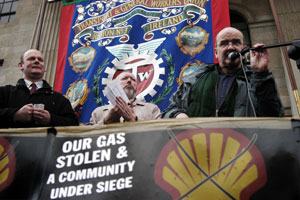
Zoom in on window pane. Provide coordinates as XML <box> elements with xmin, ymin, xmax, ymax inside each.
<box><xmin>8</xmin><ymin>13</ymin><xmax>14</xmax><ymax>22</ymax></box>
<box><xmin>2</xmin><ymin>2</ymin><xmax>11</xmax><ymax>13</ymax></box>
<box><xmin>0</xmin><ymin>59</ymin><xmax>3</xmax><ymax>72</ymax></box>
<box><xmin>11</xmin><ymin>1</ymin><xmax>17</xmax><ymax>12</ymax></box>
<box><xmin>0</xmin><ymin>15</ymin><xmax>9</xmax><ymax>23</ymax></box>
<box><xmin>0</xmin><ymin>0</ymin><xmax>18</xmax><ymax>23</ymax></box>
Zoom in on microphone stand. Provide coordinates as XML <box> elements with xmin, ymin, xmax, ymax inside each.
<box><xmin>239</xmin><ymin>39</ymin><xmax>300</xmax><ymax>56</ymax></box>
<box><xmin>239</xmin><ymin>39</ymin><xmax>300</xmax><ymax>70</ymax></box>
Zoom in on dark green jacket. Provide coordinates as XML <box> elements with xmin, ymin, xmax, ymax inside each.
<box><xmin>0</xmin><ymin>79</ymin><xmax>79</xmax><ymax>128</ymax></box>
<box><xmin>162</xmin><ymin>64</ymin><xmax>284</xmax><ymax>118</ymax></box>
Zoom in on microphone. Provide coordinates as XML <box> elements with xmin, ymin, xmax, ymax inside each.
<box><xmin>227</xmin><ymin>45</ymin><xmax>269</xmax><ymax>61</ymax></box>
<box><xmin>227</xmin><ymin>48</ymin><xmax>249</xmax><ymax>61</ymax></box>
<box><xmin>288</xmin><ymin>40</ymin><xmax>300</xmax><ymax>70</ymax></box>
<box><xmin>288</xmin><ymin>40</ymin><xmax>300</xmax><ymax>60</ymax></box>
<box><xmin>227</xmin><ymin>51</ymin><xmax>240</xmax><ymax>61</ymax></box>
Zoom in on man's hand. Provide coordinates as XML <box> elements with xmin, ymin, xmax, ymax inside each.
<box><xmin>33</xmin><ymin>108</ymin><xmax>51</xmax><ymax>125</ymax></box>
<box><xmin>13</xmin><ymin>104</ymin><xmax>34</xmax><ymax>123</ymax></box>
<box><xmin>115</xmin><ymin>96</ymin><xmax>136</xmax><ymax>122</ymax></box>
<box><xmin>103</xmin><ymin>104</ymin><xmax>121</xmax><ymax>124</ymax></box>
<box><xmin>250</xmin><ymin>43</ymin><xmax>269</xmax><ymax>72</ymax></box>
<box><xmin>176</xmin><ymin>113</ymin><xmax>189</xmax><ymax>119</ymax></box>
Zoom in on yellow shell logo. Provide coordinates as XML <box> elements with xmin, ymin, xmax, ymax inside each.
<box><xmin>155</xmin><ymin>128</ymin><xmax>267</xmax><ymax>200</ymax></box>
<box><xmin>0</xmin><ymin>137</ymin><xmax>16</xmax><ymax>192</ymax></box>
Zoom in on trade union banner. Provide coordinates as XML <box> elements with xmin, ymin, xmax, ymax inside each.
<box><xmin>0</xmin><ymin>118</ymin><xmax>299</xmax><ymax>199</ymax></box>
<box><xmin>54</xmin><ymin>0</ymin><xmax>230</xmax><ymax>123</ymax></box>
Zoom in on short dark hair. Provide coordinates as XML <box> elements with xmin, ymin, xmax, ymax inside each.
<box><xmin>20</xmin><ymin>55</ymin><xmax>24</xmax><ymax>64</ymax></box>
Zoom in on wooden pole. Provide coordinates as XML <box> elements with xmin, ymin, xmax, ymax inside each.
<box><xmin>269</xmin><ymin>0</ymin><xmax>300</xmax><ymax>116</ymax></box>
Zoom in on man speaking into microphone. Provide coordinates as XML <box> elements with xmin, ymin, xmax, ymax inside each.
<box><xmin>163</xmin><ymin>27</ymin><xmax>284</xmax><ymax>118</ymax></box>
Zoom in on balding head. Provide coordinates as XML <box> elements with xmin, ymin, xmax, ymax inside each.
<box><xmin>18</xmin><ymin>49</ymin><xmax>46</xmax><ymax>82</ymax></box>
<box><xmin>214</xmin><ymin>27</ymin><xmax>246</xmax><ymax>74</ymax></box>
<box><xmin>216</xmin><ymin>27</ymin><xmax>244</xmax><ymax>47</ymax></box>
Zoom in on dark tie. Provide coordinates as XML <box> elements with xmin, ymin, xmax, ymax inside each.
<box><xmin>30</xmin><ymin>83</ymin><xmax>37</xmax><ymax>94</ymax></box>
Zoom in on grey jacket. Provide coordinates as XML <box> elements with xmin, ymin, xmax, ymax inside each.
<box><xmin>90</xmin><ymin>99</ymin><xmax>161</xmax><ymax>125</ymax></box>
<box><xmin>162</xmin><ymin>63</ymin><xmax>284</xmax><ymax>118</ymax></box>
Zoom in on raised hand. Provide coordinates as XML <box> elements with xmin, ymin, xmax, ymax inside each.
<box><xmin>250</xmin><ymin>43</ymin><xmax>270</xmax><ymax>72</ymax></box>
<box><xmin>115</xmin><ymin>96</ymin><xmax>136</xmax><ymax>122</ymax></box>
<box><xmin>103</xmin><ymin>104</ymin><xmax>121</xmax><ymax>124</ymax></box>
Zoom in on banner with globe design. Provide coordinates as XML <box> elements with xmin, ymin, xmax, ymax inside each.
<box><xmin>55</xmin><ymin>0</ymin><xmax>230</xmax><ymax>123</ymax></box>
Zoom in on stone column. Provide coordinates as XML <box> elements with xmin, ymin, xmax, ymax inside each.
<box><xmin>30</xmin><ymin>1</ymin><xmax>63</xmax><ymax>87</ymax></box>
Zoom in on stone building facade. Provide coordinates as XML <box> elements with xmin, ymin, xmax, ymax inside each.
<box><xmin>0</xmin><ymin>0</ymin><xmax>299</xmax><ymax>116</ymax></box>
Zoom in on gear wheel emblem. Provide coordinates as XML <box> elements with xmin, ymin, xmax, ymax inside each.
<box><xmin>102</xmin><ymin>39</ymin><xmax>166</xmax><ymax>101</ymax></box>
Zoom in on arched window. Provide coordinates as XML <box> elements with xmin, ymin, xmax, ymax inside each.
<box><xmin>230</xmin><ymin>10</ymin><xmax>251</xmax><ymax>47</ymax></box>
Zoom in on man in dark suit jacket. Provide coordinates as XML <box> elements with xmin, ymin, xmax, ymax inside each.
<box><xmin>0</xmin><ymin>49</ymin><xmax>79</xmax><ymax>128</ymax></box>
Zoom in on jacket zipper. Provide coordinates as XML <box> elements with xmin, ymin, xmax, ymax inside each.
<box><xmin>215</xmin><ymin>74</ymin><xmax>236</xmax><ymax>117</ymax></box>
<box><xmin>215</xmin><ymin>77</ymin><xmax>219</xmax><ymax>117</ymax></box>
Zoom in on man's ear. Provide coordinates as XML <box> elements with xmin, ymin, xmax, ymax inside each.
<box><xmin>18</xmin><ymin>62</ymin><xmax>24</xmax><ymax>71</ymax></box>
<box><xmin>214</xmin><ymin>48</ymin><xmax>218</xmax><ymax>59</ymax></box>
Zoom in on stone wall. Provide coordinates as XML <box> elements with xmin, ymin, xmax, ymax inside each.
<box><xmin>0</xmin><ymin>0</ymin><xmax>42</xmax><ymax>86</ymax></box>
<box><xmin>0</xmin><ymin>0</ymin><xmax>61</xmax><ymax>87</ymax></box>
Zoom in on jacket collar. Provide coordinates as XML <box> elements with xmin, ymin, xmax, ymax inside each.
<box><xmin>215</xmin><ymin>64</ymin><xmax>252</xmax><ymax>78</ymax></box>
<box><xmin>103</xmin><ymin>98</ymin><xmax>146</xmax><ymax>111</ymax></box>
<box><xmin>131</xmin><ymin>98</ymin><xmax>147</xmax><ymax>106</ymax></box>
<box><xmin>17</xmin><ymin>79</ymin><xmax>52</xmax><ymax>89</ymax></box>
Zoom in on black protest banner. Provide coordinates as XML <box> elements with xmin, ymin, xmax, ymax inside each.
<box><xmin>0</xmin><ymin>118</ymin><xmax>299</xmax><ymax>200</ymax></box>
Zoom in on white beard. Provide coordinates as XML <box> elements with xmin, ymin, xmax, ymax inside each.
<box><xmin>124</xmin><ymin>87</ymin><xmax>136</xmax><ymax>100</ymax></box>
